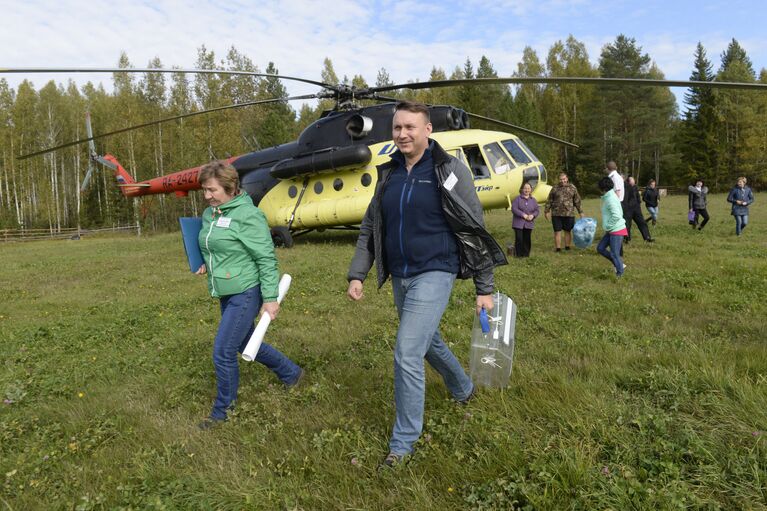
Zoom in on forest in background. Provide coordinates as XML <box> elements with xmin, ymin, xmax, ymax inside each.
<box><xmin>0</xmin><ymin>34</ymin><xmax>765</xmax><ymax>231</ymax></box>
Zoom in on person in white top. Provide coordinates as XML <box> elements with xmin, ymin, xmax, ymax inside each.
<box><xmin>606</xmin><ymin>161</ymin><xmax>624</xmax><ymax>202</ymax></box>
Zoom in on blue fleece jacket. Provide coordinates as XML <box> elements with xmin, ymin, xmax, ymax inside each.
<box><xmin>381</xmin><ymin>143</ymin><xmax>460</xmax><ymax>278</ymax></box>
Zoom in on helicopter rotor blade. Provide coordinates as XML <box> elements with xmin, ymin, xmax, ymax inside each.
<box><xmin>18</xmin><ymin>94</ymin><xmax>318</xmax><ymax>160</ymax></box>
<box><xmin>0</xmin><ymin>67</ymin><xmax>331</xmax><ymax>89</ymax></box>
<box><xmin>465</xmin><ymin>112</ymin><xmax>579</xmax><ymax>148</ymax></box>
<box><xmin>366</xmin><ymin>76</ymin><xmax>767</xmax><ymax>94</ymax></box>
<box><xmin>366</xmin><ymin>95</ymin><xmax>577</xmax><ymax>148</ymax></box>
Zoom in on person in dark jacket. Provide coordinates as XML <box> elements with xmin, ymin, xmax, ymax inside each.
<box><xmin>622</xmin><ymin>176</ymin><xmax>654</xmax><ymax>243</ymax></box>
<box><xmin>688</xmin><ymin>179</ymin><xmax>710</xmax><ymax>230</ymax></box>
<box><xmin>727</xmin><ymin>176</ymin><xmax>754</xmax><ymax>235</ymax></box>
<box><xmin>643</xmin><ymin>178</ymin><xmax>660</xmax><ymax>226</ymax></box>
<box><xmin>347</xmin><ymin>101</ymin><xmax>506</xmax><ymax>467</ymax></box>
<box><xmin>511</xmin><ymin>181</ymin><xmax>540</xmax><ymax>257</ymax></box>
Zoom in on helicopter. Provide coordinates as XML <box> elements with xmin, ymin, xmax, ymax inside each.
<box><xmin>5</xmin><ymin>68</ymin><xmax>766</xmax><ymax>247</ymax></box>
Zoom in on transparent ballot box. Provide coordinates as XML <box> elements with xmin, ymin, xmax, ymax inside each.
<box><xmin>469</xmin><ymin>292</ymin><xmax>517</xmax><ymax>388</ymax></box>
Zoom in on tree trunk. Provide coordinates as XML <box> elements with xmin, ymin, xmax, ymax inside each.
<box><xmin>127</xmin><ymin>133</ymin><xmax>142</xmax><ymax>236</ymax></box>
<box><xmin>11</xmin><ymin>140</ymin><xmax>21</xmax><ymax>227</ymax></box>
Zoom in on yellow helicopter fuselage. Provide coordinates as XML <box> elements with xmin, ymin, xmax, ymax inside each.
<box><xmin>258</xmin><ymin>129</ymin><xmax>551</xmax><ymax>229</ymax></box>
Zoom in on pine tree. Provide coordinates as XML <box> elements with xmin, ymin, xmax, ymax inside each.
<box><xmin>318</xmin><ymin>58</ymin><xmax>339</xmax><ymax>113</ymax></box>
<box><xmin>512</xmin><ymin>47</ymin><xmax>547</xmax><ymax>164</ymax></box>
<box><xmin>716</xmin><ymin>39</ymin><xmax>758</xmax><ymax>189</ymax></box>
<box><xmin>543</xmin><ymin>35</ymin><xmax>596</xmax><ymax>182</ymax></box>
<box><xmin>254</xmin><ymin>62</ymin><xmax>296</xmax><ymax>148</ymax></box>
<box><xmin>677</xmin><ymin>43</ymin><xmax>719</xmax><ymax>186</ymax></box>
<box><xmin>581</xmin><ymin>35</ymin><xmax>675</xmax><ymax>184</ymax></box>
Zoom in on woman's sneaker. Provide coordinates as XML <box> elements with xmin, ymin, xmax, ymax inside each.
<box><xmin>285</xmin><ymin>368</ymin><xmax>305</xmax><ymax>390</ymax></box>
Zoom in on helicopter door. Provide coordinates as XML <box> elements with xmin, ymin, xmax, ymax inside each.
<box><xmin>450</xmin><ymin>148</ymin><xmax>468</xmax><ymax>167</ymax></box>
<box><xmin>462</xmin><ymin>145</ymin><xmax>491</xmax><ymax>180</ymax></box>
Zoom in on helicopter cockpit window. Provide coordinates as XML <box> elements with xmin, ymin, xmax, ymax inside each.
<box><xmin>523</xmin><ymin>167</ymin><xmax>539</xmax><ymax>189</ymax></box>
<box><xmin>502</xmin><ymin>139</ymin><xmax>534</xmax><ymax>164</ymax></box>
<box><xmin>482</xmin><ymin>142</ymin><xmax>513</xmax><ymax>175</ymax></box>
<box><xmin>462</xmin><ymin>145</ymin><xmax>490</xmax><ymax>180</ymax></box>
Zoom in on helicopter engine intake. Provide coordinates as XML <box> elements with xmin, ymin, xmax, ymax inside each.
<box><xmin>345</xmin><ymin>114</ymin><xmax>374</xmax><ymax>139</ymax></box>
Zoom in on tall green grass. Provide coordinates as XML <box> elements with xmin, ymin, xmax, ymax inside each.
<box><xmin>1</xmin><ymin>194</ymin><xmax>765</xmax><ymax>510</ymax></box>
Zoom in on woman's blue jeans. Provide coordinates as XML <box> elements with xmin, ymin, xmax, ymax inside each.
<box><xmin>597</xmin><ymin>232</ymin><xmax>625</xmax><ymax>276</ymax></box>
<box><xmin>646</xmin><ymin>206</ymin><xmax>658</xmax><ymax>221</ymax></box>
<box><xmin>735</xmin><ymin>214</ymin><xmax>748</xmax><ymax>235</ymax></box>
<box><xmin>389</xmin><ymin>271</ymin><xmax>474</xmax><ymax>455</ymax></box>
<box><xmin>211</xmin><ymin>285</ymin><xmax>301</xmax><ymax>420</ymax></box>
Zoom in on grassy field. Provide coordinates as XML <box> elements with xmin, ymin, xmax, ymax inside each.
<box><xmin>1</xmin><ymin>194</ymin><xmax>765</xmax><ymax>510</ymax></box>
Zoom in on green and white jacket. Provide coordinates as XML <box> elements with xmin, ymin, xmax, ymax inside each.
<box><xmin>198</xmin><ymin>192</ymin><xmax>280</xmax><ymax>300</ymax></box>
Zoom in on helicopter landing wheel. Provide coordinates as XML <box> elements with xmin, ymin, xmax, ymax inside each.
<box><xmin>270</xmin><ymin>226</ymin><xmax>294</xmax><ymax>248</ymax></box>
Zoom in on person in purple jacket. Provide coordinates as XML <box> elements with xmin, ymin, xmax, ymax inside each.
<box><xmin>511</xmin><ymin>182</ymin><xmax>540</xmax><ymax>257</ymax></box>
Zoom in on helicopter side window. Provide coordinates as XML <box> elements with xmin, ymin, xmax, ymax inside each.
<box><xmin>482</xmin><ymin>142</ymin><xmax>513</xmax><ymax>175</ymax></box>
<box><xmin>502</xmin><ymin>139</ymin><xmax>534</xmax><ymax>164</ymax></box>
<box><xmin>462</xmin><ymin>145</ymin><xmax>490</xmax><ymax>180</ymax></box>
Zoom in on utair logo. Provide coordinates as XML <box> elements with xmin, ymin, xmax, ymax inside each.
<box><xmin>475</xmin><ymin>185</ymin><xmax>494</xmax><ymax>192</ymax></box>
<box><xmin>377</xmin><ymin>144</ymin><xmax>398</xmax><ymax>155</ymax></box>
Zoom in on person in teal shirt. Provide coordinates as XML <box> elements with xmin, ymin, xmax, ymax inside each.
<box><xmin>196</xmin><ymin>161</ymin><xmax>303</xmax><ymax>429</ymax></box>
<box><xmin>596</xmin><ymin>176</ymin><xmax>628</xmax><ymax>277</ymax></box>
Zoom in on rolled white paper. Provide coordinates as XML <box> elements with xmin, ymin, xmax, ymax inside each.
<box><xmin>241</xmin><ymin>274</ymin><xmax>292</xmax><ymax>362</ymax></box>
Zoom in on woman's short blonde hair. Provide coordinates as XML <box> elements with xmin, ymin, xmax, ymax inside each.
<box><xmin>199</xmin><ymin>160</ymin><xmax>240</xmax><ymax>196</ymax></box>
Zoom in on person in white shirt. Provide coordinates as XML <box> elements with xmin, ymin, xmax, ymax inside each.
<box><xmin>606</xmin><ymin>161</ymin><xmax>624</xmax><ymax>202</ymax></box>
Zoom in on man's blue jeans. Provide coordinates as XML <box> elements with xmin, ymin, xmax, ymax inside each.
<box><xmin>389</xmin><ymin>271</ymin><xmax>474</xmax><ymax>455</ymax></box>
<box><xmin>211</xmin><ymin>285</ymin><xmax>302</xmax><ymax>420</ymax></box>
<box><xmin>646</xmin><ymin>206</ymin><xmax>658</xmax><ymax>221</ymax></box>
<box><xmin>597</xmin><ymin>232</ymin><xmax>624</xmax><ymax>276</ymax></box>
<box><xmin>735</xmin><ymin>214</ymin><xmax>748</xmax><ymax>235</ymax></box>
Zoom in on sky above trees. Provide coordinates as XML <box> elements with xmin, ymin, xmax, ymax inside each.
<box><xmin>2</xmin><ymin>0</ymin><xmax>765</xmax><ymax>108</ymax></box>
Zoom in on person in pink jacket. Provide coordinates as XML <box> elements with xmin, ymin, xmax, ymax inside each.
<box><xmin>511</xmin><ymin>182</ymin><xmax>540</xmax><ymax>257</ymax></box>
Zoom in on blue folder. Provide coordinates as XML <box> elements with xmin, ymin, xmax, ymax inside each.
<box><xmin>179</xmin><ymin>217</ymin><xmax>205</xmax><ymax>272</ymax></box>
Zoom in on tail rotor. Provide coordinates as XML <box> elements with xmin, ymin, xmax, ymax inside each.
<box><xmin>80</xmin><ymin>112</ymin><xmax>99</xmax><ymax>192</ymax></box>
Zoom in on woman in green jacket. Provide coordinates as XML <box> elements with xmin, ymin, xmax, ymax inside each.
<box><xmin>195</xmin><ymin>161</ymin><xmax>303</xmax><ymax>429</ymax></box>
<box><xmin>596</xmin><ymin>176</ymin><xmax>628</xmax><ymax>277</ymax></box>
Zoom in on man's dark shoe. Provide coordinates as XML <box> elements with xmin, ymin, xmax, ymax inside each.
<box><xmin>458</xmin><ymin>384</ymin><xmax>477</xmax><ymax>405</ymax></box>
<box><xmin>646</xmin><ymin>237</ymin><xmax>655</xmax><ymax>243</ymax></box>
<box><xmin>198</xmin><ymin>417</ymin><xmax>225</xmax><ymax>431</ymax></box>
<box><xmin>285</xmin><ymin>368</ymin><xmax>305</xmax><ymax>390</ymax></box>
<box><xmin>380</xmin><ymin>453</ymin><xmax>403</xmax><ymax>469</ymax></box>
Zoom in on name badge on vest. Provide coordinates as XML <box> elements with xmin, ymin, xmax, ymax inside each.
<box><xmin>216</xmin><ymin>216</ymin><xmax>232</xmax><ymax>228</ymax></box>
<box><xmin>443</xmin><ymin>172</ymin><xmax>458</xmax><ymax>191</ymax></box>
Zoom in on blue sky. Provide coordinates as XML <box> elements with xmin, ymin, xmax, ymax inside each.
<box><xmin>1</xmin><ymin>0</ymin><xmax>765</xmax><ymax>110</ymax></box>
